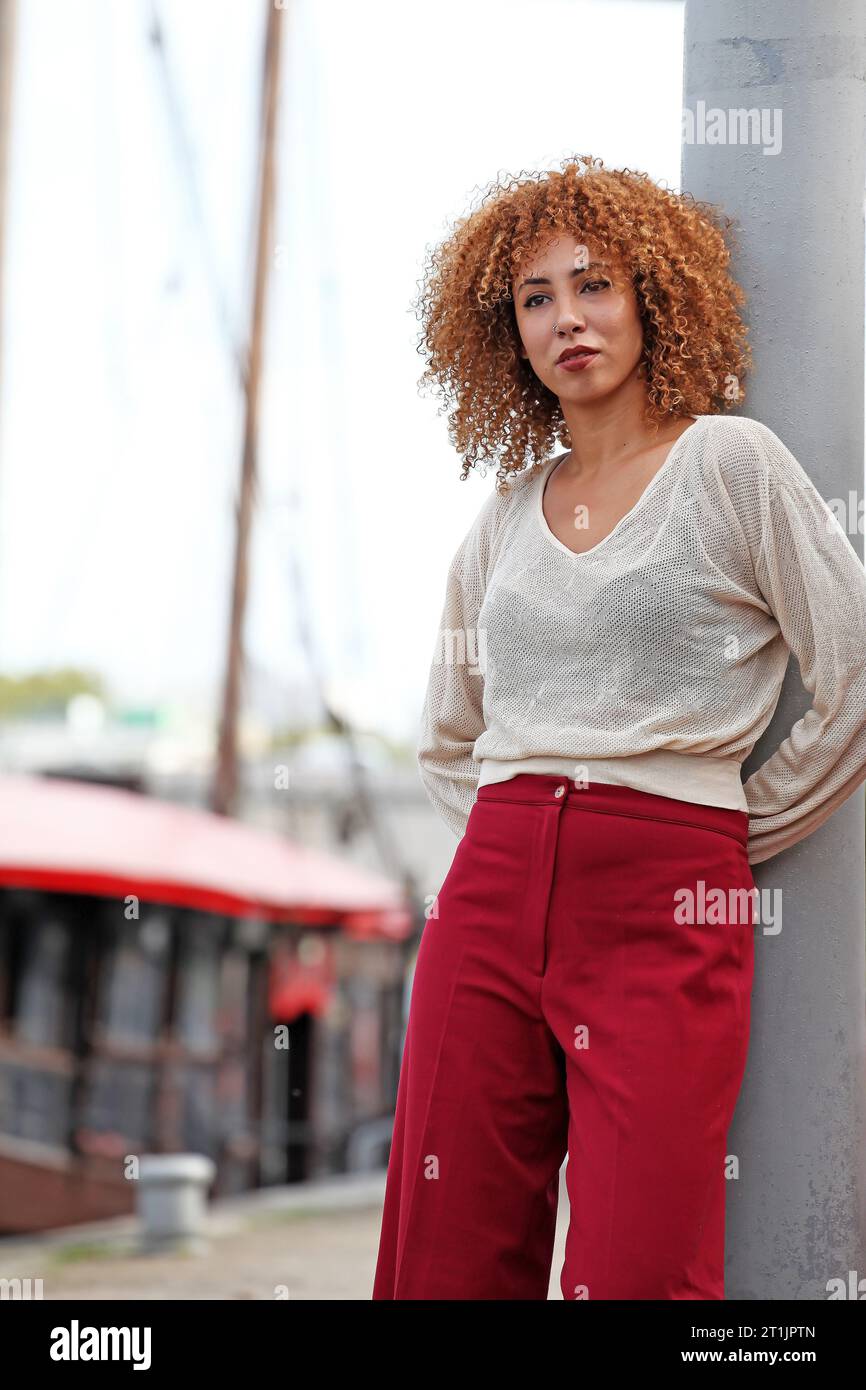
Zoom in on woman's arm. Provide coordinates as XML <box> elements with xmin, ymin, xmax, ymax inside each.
<box><xmin>716</xmin><ymin>418</ymin><xmax>866</xmax><ymax>865</ymax></box>
<box><xmin>416</xmin><ymin>482</ymin><xmax>512</xmax><ymax>837</ymax></box>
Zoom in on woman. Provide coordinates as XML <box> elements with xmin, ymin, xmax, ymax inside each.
<box><xmin>372</xmin><ymin>155</ymin><xmax>866</xmax><ymax>1300</ymax></box>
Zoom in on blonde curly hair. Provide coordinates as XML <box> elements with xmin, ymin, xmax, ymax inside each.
<box><xmin>414</xmin><ymin>153</ymin><xmax>753</xmax><ymax>493</ymax></box>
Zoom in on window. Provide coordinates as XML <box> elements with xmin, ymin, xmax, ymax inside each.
<box><xmin>174</xmin><ymin>924</ymin><xmax>221</xmax><ymax>1050</ymax></box>
<box><xmin>99</xmin><ymin>913</ymin><xmax>168</xmax><ymax>1044</ymax></box>
<box><xmin>14</xmin><ymin>918</ymin><xmax>72</xmax><ymax>1048</ymax></box>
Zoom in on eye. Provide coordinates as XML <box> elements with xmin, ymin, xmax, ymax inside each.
<box><xmin>523</xmin><ymin>278</ymin><xmax>610</xmax><ymax>309</ymax></box>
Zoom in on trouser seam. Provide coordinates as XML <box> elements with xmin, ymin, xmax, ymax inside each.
<box><xmin>563</xmin><ymin>803</ymin><xmax>747</xmax><ymax>848</ymax></box>
<box><xmin>478</xmin><ymin>795</ymin><xmax>746</xmax><ymax>849</ymax></box>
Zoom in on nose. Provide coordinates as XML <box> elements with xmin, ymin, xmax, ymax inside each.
<box><xmin>553</xmin><ymin>299</ymin><xmax>587</xmax><ymax>335</ymax></box>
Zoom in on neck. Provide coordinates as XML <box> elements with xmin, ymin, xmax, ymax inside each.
<box><xmin>559</xmin><ymin>387</ymin><xmax>673</xmax><ymax>479</ymax></box>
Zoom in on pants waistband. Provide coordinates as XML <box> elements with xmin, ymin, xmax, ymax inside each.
<box><xmin>476</xmin><ymin>774</ymin><xmax>749</xmax><ymax>848</ymax></box>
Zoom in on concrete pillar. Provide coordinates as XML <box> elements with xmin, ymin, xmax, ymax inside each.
<box><xmin>682</xmin><ymin>0</ymin><xmax>866</xmax><ymax>1299</ymax></box>
<box><xmin>136</xmin><ymin>1154</ymin><xmax>216</xmax><ymax>1255</ymax></box>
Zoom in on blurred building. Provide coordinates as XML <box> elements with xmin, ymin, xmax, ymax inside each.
<box><xmin>0</xmin><ymin>772</ymin><xmax>423</xmax><ymax>1235</ymax></box>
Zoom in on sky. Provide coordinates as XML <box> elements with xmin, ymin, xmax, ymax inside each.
<box><xmin>0</xmin><ymin>0</ymin><xmax>692</xmax><ymax>745</ymax></box>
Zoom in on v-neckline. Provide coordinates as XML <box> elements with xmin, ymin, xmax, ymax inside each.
<box><xmin>536</xmin><ymin>415</ymin><xmax>706</xmax><ymax>559</ymax></box>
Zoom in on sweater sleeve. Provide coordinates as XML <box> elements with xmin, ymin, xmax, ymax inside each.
<box><xmin>416</xmin><ymin>481</ymin><xmax>513</xmax><ymax>837</ymax></box>
<box><xmin>715</xmin><ymin>418</ymin><xmax>866</xmax><ymax>865</ymax></box>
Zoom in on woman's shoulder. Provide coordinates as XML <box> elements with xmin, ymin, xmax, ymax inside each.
<box><xmin>699</xmin><ymin>411</ymin><xmax>775</xmax><ymax>453</ymax></box>
<box><xmin>468</xmin><ymin>455</ymin><xmax>552</xmax><ymax>527</ymax></box>
<box><xmin>448</xmin><ymin>454</ymin><xmax>550</xmax><ymax>580</ymax></box>
<box><xmin>696</xmin><ymin>412</ymin><xmax>812</xmax><ymax>493</ymax></box>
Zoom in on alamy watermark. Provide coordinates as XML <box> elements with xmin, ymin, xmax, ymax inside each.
<box><xmin>434</xmin><ymin>626</ymin><xmax>486</xmax><ymax>677</ymax></box>
<box><xmin>682</xmin><ymin>101</ymin><xmax>782</xmax><ymax>156</ymax></box>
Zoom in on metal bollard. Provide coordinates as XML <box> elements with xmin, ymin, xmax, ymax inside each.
<box><xmin>136</xmin><ymin>1154</ymin><xmax>216</xmax><ymax>1255</ymax></box>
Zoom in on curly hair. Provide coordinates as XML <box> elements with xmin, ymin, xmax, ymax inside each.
<box><xmin>414</xmin><ymin>154</ymin><xmax>753</xmax><ymax>494</ymax></box>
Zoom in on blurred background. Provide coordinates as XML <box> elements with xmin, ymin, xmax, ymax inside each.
<box><xmin>0</xmin><ymin>0</ymin><xmax>692</xmax><ymax>1295</ymax></box>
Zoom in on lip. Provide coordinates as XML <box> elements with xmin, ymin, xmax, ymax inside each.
<box><xmin>556</xmin><ymin>346</ymin><xmax>600</xmax><ymax>364</ymax></box>
<box><xmin>556</xmin><ymin>349</ymin><xmax>600</xmax><ymax>372</ymax></box>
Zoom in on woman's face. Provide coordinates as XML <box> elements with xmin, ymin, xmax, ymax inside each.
<box><xmin>511</xmin><ymin>233</ymin><xmax>646</xmax><ymax>404</ymax></box>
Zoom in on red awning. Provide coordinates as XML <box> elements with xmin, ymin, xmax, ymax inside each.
<box><xmin>0</xmin><ymin>773</ymin><xmax>412</xmax><ymax>941</ymax></box>
<box><xmin>269</xmin><ymin>941</ymin><xmax>336</xmax><ymax>1021</ymax></box>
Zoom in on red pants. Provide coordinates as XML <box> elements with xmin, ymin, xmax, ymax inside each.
<box><xmin>373</xmin><ymin>774</ymin><xmax>756</xmax><ymax>1300</ymax></box>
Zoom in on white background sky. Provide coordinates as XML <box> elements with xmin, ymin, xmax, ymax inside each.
<box><xmin>0</xmin><ymin>0</ymin><xmax>690</xmax><ymax>744</ymax></box>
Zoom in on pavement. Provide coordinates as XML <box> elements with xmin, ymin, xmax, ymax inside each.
<box><xmin>0</xmin><ymin>1168</ymin><xmax>570</xmax><ymax>1300</ymax></box>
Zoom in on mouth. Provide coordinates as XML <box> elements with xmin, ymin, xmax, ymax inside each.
<box><xmin>556</xmin><ymin>347</ymin><xmax>600</xmax><ymax>372</ymax></box>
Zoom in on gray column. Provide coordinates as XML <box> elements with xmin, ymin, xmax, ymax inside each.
<box><xmin>682</xmin><ymin>0</ymin><xmax>866</xmax><ymax>1300</ymax></box>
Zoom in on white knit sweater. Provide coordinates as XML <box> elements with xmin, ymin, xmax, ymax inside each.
<box><xmin>416</xmin><ymin>413</ymin><xmax>866</xmax><ymax>865</ymax></box>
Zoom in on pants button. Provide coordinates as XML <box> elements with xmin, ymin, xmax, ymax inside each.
<box><xmin>554</xmin><ymin>784</ymin><xmax>566</xmax><ymax>798</ymax></box>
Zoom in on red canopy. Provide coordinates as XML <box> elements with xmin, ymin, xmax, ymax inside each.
<box><xmin>0</xmin><ymin>773</ymin><xmax>413</xmax><ymax>941</ymax></box>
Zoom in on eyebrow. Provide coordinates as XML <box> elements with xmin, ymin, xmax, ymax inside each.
<box><xmin>516</xmin><ymin>261</ymin><xmax>609</xmax><ymax>294</ymax></box>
